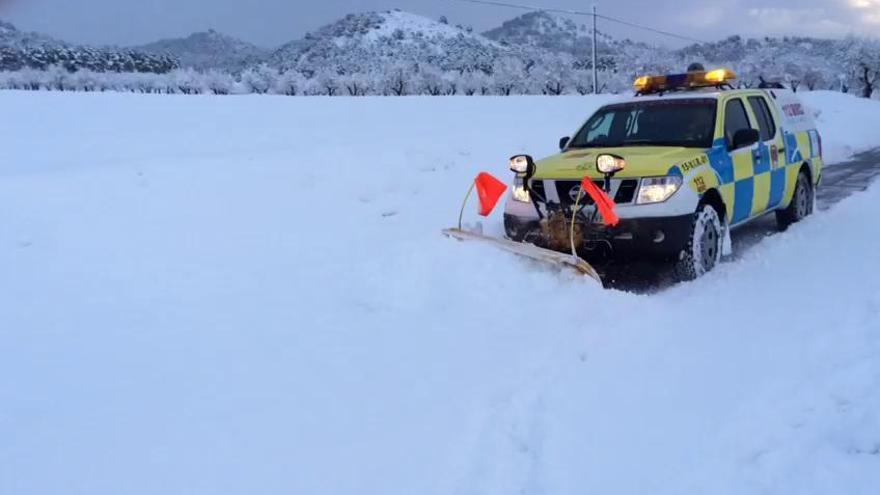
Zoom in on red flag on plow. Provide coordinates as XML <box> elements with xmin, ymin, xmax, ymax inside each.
<box><xmin>580</xmin><ymin>178</ymin><xmax>620</xmax><ymax>227</ymax></box>
<box><xmin>442</xmin><ymin>170</ymin><xmax>602</xmax><ymax>283</ymax></box>
<box><xmin>475</xmin><ymin>172</ymin><xmax>507</xmax><ymax>216</ymax></box>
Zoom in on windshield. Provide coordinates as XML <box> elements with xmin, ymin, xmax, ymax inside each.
<box><xmin>568</xmin><ymin>99</ymin><xmax>717</xmax><ymax>149</ymax></box>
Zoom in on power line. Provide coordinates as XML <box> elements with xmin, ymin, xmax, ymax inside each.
<box><xmin>595</xmin><ymin>13</ymin><xmax>705</xmax><ymax>44</ymax></box>
<box><xmin>451</xmin><ymin>0</ymin><xmax>706</xmax><ymax>44</ymax></box>
<box><xmin>453</xmin><ymin>0</ymin><xmax>592</xmax><ymax>17</ymax></box>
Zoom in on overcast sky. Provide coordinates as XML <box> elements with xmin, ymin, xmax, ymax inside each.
<box><xmin>1</xmin><ymin>0</ymin><xmax>878</xmax><ymax>47</ymax></box>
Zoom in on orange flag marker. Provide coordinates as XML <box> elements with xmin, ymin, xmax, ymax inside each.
<box><xmin>580</xmin><ymin>178</ymin><xmax>620</xmax><ymax>227</ymax></box>
<box><xmin>475</xmin><ymin>172</ymin><xmax>508</xmax><ymax>216</ymax></box>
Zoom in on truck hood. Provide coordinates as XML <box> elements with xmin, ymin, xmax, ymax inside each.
<box><xmin>532</xmin><ymin>147</ymin><xmax>707</xmax><ymax>180</ymax></box>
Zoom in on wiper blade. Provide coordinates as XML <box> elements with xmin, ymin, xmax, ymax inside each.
<box><xmin>621</xmin><ymin>140</ymin><xmax>695</xmax><ymax>147</ymax></box>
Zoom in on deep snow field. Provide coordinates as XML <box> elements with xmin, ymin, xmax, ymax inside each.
<box><xmin>1</xmin><ymin>90</ymin><xmax>879</xmax><ymax>495</ymax></box>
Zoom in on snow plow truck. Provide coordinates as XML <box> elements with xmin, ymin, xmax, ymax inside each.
<box><xmin>445</xmin><ymin>68</ymin><xmax>823</xmax><ymax>284</ymax></box>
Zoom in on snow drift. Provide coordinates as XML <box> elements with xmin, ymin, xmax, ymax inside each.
<box><xmin>0</xmin><ymin>91</ymin><xmax>878</xmax><ymax>495</ymax></box>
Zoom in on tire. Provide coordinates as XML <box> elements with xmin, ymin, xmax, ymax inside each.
<box><xmin>776</xmin><ymin>169</ymin><xmax>814</xmax><ymax>230</ymax></box>
<box><xmin>674</xmin><ymin>204</ymin><xmax>724</xmax><ymax>282</ymax></box>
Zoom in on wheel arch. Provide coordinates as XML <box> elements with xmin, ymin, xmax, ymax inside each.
<box><xmin>775</xmin><ymin>161</ymin><xmax>815</xmax><ymax>229</ymax></box>
<box><xmin>776</xmin><ymin>162</ymin><xmax>814</xmax><ymax>210</ymax></box>
<box><xmin>799</xmin><ymin>161</ymin><xmax>814</xmax><ymax>184</ymax></box>
<box><xmin>699</xmin><ymin>188</ymin><xmax>727</xmax><ymax>224</ymax></box>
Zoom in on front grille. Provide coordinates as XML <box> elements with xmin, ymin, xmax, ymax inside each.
<box><xmin>555</xmin><ymin>180</ymin><xmax>601</xmax><ymax>206</ymax></box>
<box><xmin>545</xmin><ymin>179</ymin><xmax>639</xmax><ymax>206</ymax></box>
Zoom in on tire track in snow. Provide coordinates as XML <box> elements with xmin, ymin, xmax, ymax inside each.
<box><xmin>451</xmin><ymin>351</ymin><xmax>569</xmax><ymax>495</ymax></box>
<box><xmin>452</xmin><ymin>383</ymin><xmax>549</xmax><ymax>495</ymax></box>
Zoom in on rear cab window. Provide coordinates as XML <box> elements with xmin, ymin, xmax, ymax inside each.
<box><xmin>747</xmin><ymin>96</ymin><xmax>777</xmax><ymax>141</ymax></box>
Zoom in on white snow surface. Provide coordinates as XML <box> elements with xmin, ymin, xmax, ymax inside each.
<box><xmin>0</xmin><ymin>91</ymin><xmax>878</xmax><ymax>495</ymax></box>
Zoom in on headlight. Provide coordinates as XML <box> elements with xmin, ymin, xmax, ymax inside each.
<box><xmin>512</xmin><ymin>176</ymin><xmax>530</xmax><ymax>202</ymax></box>
<box><xmin>597</xmin><ymin>154</ymin><xmax>626</xmax><ymax>174</ymax></box>
<box><xmin>637</xmin><ymin>176</ymin><xmax>682</xmax><ymax>204</ymax></box>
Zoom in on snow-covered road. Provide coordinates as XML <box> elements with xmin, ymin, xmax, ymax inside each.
<box><xmin>818</xmin><ymin>148</ymin><xmax>880</xmax><ymax>208</ymax></box>
<box><xmin>1</xmin><ymin>91</ymin><xmax>879</xmax><ymax>495</ymax></box>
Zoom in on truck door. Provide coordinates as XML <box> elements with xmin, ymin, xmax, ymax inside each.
<box><xmin>747</xmin><ymin>95</ymin><xmax>786</xmax><ymax>211</ymax></box>
<box><xmin>723</xmin><ymin>97</ymin><xmax>759</xmax><ymax>225</ymax></box>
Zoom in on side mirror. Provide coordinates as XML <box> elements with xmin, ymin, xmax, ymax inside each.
<box><xmin>731</xmin><ymin>128</ymin><xmax>760</xmax><ymax>150</ymax></box>
<box><xmin>559</xmin><ymin>136</ymin><xmax>570</xmax><ymax>151</ymax></box>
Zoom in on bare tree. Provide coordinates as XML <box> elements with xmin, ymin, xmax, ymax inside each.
<box><xmin>803</xmin><ymin>70</ymin><xmax>825</xmax><ymax>91</ymax></box>
<box><xmin>345</xmin><ymin>81</ymin><xmax>369</xmax><ymax>96</ymax></box>
<box><xmin>845</xmin><ymin>40</ymin><xmax>880</xmax><ymax>98</ymax></box>
<box><xmin>382</xmin><ymin>64</ymin><xmax>409</xmax><ymax>96</ymax></box>
<box><xmin>857</xmin><ymin>62</ymin><xmax>879</xmax><ymax>98</ymax></box>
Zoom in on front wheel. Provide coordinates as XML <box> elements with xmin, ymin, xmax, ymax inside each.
<box><xmin>674</xmin><ymin>204</ymin><xmax>723</xmax><ymax>282</ymax></box>
<box><xmin>776</xmin><ymin>170</ymin><xmax>814</xmax><ymax>230</ymax></box>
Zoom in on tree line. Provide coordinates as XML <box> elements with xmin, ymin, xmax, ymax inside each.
<box><xmin>1</xmin><ymin>42</ymin><xmax>878</xmax><ymax>98</ymax></box>
<box><xmin>0</xmin><ymin>45</ymin><xmax>177</xmax><ymax>74</ymax></box>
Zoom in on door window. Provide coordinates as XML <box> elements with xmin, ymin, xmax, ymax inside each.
<box><xmin>724</xmin><ymin>98</ymin><xmax>752</xmax><ymax>149</ymax></box>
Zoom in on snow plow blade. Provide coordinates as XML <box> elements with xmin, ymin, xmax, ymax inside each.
<box><xmin>442</xmin><ymin>228</ymin><xmax>602</xmax><ymax>283</ymax></box>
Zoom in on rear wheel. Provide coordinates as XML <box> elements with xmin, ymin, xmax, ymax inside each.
<box><xmin>674</xmin><ymin>204</ymin><xmax>723</xmax><ymax>282</ymax></box>
<box><xmin>776</xmin><ymin>170</ymin><xmax>814</xmax><ymax>230</ymax></box>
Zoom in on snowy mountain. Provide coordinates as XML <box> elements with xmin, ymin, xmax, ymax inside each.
<box><xmin>267</xmin><ymin>10</ymin><xmax>511</xmax><ymax>75</ymax></box>
<box><xmin>485</xmin><ymin>12</ymin><xmax>880</xmax><ymax>93</ymax></box>
<box><xmin>2</xmin><ymin>11</ymin><xmax>880</xmax><ymax>97</ymax></box>
<box><xmin>483</xmin><ymin>11</ymin><xmax>672</xmax><ymax>80</ymax></box>
<box><xmin>484</xmin><ymin>11</ymin><xmax>600</xmax><ymax>58</ymax></box>
<box><xmin>136</xmin><ymin>29</ymin><xmax>268</xmax><ymax>73</ymax></box>
<box><xmin>265</xmin><ymin>38</ymin><xmax>304</xmax><ymax>70</ymax></box>
<box><xmin>675</xmin><ymin>35</ymin><xmax>872</xmax><ymax>91</ymax></box>
<box><xmin>0</xmin><ymin>18</ymin><xmax>65</xmax><ymax>50</ymax></box>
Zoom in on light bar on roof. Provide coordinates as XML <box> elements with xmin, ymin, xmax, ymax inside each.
<box><xmin>633</xmin><ymin>69</ymin><xmax>737</xmax><ymax>94</ymax></box>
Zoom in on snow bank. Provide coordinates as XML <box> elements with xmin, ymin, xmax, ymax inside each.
<box><xmin>0</xmin><ymin>91</ymin><xmax>877</xmax><ymax>495</ymax></box>
<box><xmin>802</xmin><ymin>91</ymin><xmax>880</xmax><ymax>163</ymax></box>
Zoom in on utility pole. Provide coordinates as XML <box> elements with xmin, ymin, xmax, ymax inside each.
<box><xmin>592</xmin><ymin>5</ymin><xmax>599</xmax><ymax>94</ymax></box>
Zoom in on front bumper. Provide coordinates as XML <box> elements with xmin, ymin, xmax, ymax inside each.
<box><xmin>504</xmin><ymin>212</ymin><xmax>694</xmax><ymax>262</ymax></box>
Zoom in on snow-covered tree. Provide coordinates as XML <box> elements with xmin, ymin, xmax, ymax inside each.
<box><xmin>239</xmin><ymin>64</ymin><xmax>276</xmax><ymax>94</ymax></box>
<box><xmin>306</xmin><ymin>68</ymin><xmax>341</xmax><ymax>96</ymax></box>
<box><xmin>493</xmin><ymin>56</ymin><xmax>527</xmax><ymax>95</ymax></box>
<box><xmin>170</xmin><ymin>68</ymin><xmax>205</xmax><ymax>94</ymax></box>
<box><xmin>273</xmin><ymin>70</ymin><xmax>305</xmax><ymax>96</ymax></box>
<box><xmin>205</xmin><ymin>70</ymin><xmax>236</xmax><ymax>95</ymax></box>
<box><xmin>336</xmin><ymin>71</ymin><xmax>372</xmax><ymax>96</ymax></box>
<box><xmin>530</xmin><ymin>54</ymin><xmax>574</xmax><ymax>95</ymax></box>
<box><xmin>459</xmin><ymin>69</ymin><xmax>491</xmax><ymax>95</ymax></box>
<box><xmin>381</xmin><ymin>62</ymin><xmax>412</xmax><ymax>96</ymax></box>
<box><xmin>415</xmin><ymin>65</ymin><xmax>446</xmax><ymax>95</ymax></box>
